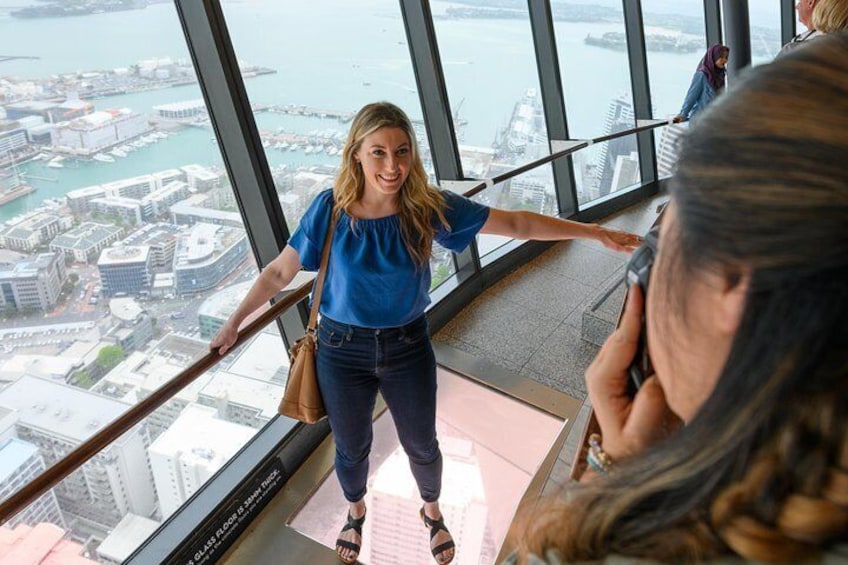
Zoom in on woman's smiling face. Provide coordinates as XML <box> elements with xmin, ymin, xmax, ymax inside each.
<box><xmin>354</xmin><ymin>126</ymin><xmax>412</xmax><ymax>199</ymax></box>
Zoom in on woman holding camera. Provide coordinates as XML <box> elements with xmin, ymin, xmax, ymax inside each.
<box><xmin>509</xmin><ymin>33</ymin><xmax>848</xmax><ymax>564</ymax></box>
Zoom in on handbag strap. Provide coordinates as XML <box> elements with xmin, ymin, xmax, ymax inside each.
<box><xmin>306</xmin><ymin>209</ymin><xmax>337</xmax><ymax>333</ymax></box>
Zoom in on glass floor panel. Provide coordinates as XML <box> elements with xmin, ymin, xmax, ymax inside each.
<box><xmin>289</xmin><ymin>367</ymin><xmax>565</xmax><ymax>564</ymax></box>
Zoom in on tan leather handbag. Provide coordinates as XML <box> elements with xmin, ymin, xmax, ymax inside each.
<box><xmin>278</xmin><ymin>213</ymin><xmax>336</xmax><ymax>424</ymax></box>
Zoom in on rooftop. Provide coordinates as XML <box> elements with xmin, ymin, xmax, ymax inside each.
<box><xmin>96</xmin><ymin>513</ymin><xmax>160</xmax><ymax>562</ymax></box>
<box><xmin>0</xmin><ymin>437</ymin><xmax>39</xmax><ymax>485</ymax></box>
<box><xmin>0</xmin><ymin>375</ymin><xmax>131</xmax><ymax>443</ymax></box>
<box><xmin>148</xmin><ymin>404</ymin><xmax>255</xmax><ymax>462</ymax></box>
<box><xmin>98</xmin><ymin>245</ymin><xmax>150</xmax><ymax>266</ymax></box>
<box><xmin>0</xmin><ymin>522</ymin><xmax>96</xmax><ymax>565</ymax></box>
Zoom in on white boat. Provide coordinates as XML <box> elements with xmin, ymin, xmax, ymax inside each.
<box><xmin>119</xmin><ymin>144</ymin><xmax>135</xmax><ymax>153</ymax></box>
<box><xmin>110</xmin><ymin>148</ymin><xmax>128</xmax><ymax>158</ymax></box>
<box><xmin>304</xmin><ymin>145</ymin><xmax>314</xmax><ymax>154</ymax></box>
<box><xmin>327</xmin><ymin>146</ymin><xmax>338</xmax><ymax>156</ymax></box>
<box><xmin>131</xmin><ymin>140</ymin><xmax>147</xmax><ymax>149</ymax></box>
<box><xmin>47</xmin><ymin>156</ymin><xmax>65</xmax><ymax>168</ymax></box>
<box><xmin>313</xmin><ymin>145</ymin><xmax>324</xmax><ymax>154</ymax></box>
<box><xmin>288</xmin><ymin>144</ymin><xmax>299</xmax><ymax>152</ymax></box>
<box><xmin>92</xmin><ymin>153</ymin><xmax>115</xmax><ymax>163</ymax></box>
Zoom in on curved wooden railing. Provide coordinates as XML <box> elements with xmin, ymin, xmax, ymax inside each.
<box><xmin>0</xmin><ymin>117</ymin><xmax>679</xmax><ymax>524</ymax></box>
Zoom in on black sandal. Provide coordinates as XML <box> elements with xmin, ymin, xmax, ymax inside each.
<box><xmin>335</xmin><ymin>511</ymin><xmax>366</xmax><ymax>564</ymax></box>
<box><xmin>419</xmin><ymin>506</ymin><xmax>456</xmax><ymax>564</ymax></box>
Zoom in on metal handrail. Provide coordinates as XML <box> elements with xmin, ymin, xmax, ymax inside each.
<box><xmin>462</xmin><ymin>118</ymin><xmax>677</xmax><ymax>198</ymax></box>
<box><xmin>0</xmin><ymin>282</ymin><xmax>311</xmax><ymax>523</ymax></box>
<box><xmin>0</xmin><ymin>116</ymin><xmax>678</xmax><ymax>524</ymax></box>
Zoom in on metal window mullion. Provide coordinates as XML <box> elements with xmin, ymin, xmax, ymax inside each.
<box><xmin>527</xmin><ymin>0</ymin><xmax>578</xmax><ymax>218</ymax></box>
<box><xmin>399</xmin><ymin>0</ymin><xmax>479</xmax><ymax>277</ymax></box>
<box><xmin>781</xmin><ymin>0</ymin><xmax>797</xmax><ymax>45</ymax></box>
<box><xmin>721</xmin><ymin>0</ymin><xmax>751</xmax><ymax>80</ymax></box>
<box><xmin>621</xmin><ymin>0</ymin><xmax>657</xmax><ymax>185</ymax></box>
<box><xmin>704</xmin><ymin>0</ymin><xmax>723</xmax><ymax>47</ymax></box>
<box><xmin>175</xmin><ymin>0</ymin><xmax>306</xmax><ymax>343</ymax></box>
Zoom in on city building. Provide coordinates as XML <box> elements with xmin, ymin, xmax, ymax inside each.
<box><xmin>362</xmin><ymin>438</ymin><xmax>487</xmax><ymax>564</ymax></box>
<box><xmin>0</xmin><ymin>438</ymin><xmax>64</xmax><ymax>529</ymax></box>
<box><xmin>153</xmin><ymin>99</ymin><xmax>206</xmax><ymax>120</ymax></box>
<box><xmin>94</xmin><ymin>334</ymin><xmax>213</xmax><ymax>439</ymax></box>
<box><xmin>0</xmin><ymin>212</ymin><xmax>68</xmax><ymax>253</ymax></box>
<box><xmin>195</xmin><ymin>325</ymin><xmax>295</xmax><ymax>429</ymax></box>
<box><xmin>104</xmin><ymin>297</ymin><xmax>154</xmax><ymax>352</ymax></box>
<box><xmin>170</xmin><ymin>197</ymin><xmax>243</xmax><ymax>228</ymax></box>
<box><xmin>97</xmin><ymin>245</ymin><xmax>153</xmax><ymax>297</ymax></box>
<box><xmin>0</xmin><ymin>522</ymin><xmax>97</xmax><ymax>565</ymax></box>
<box><xmin>0</xmin><ymin>376</ymin><xmax>156</xmax><ymax>530</ymax></box>
<box><xmin>0</xmin><ymin>124</ymin><xmax>28</xmax><ymax>157</ymax></box>
<box><xmin>508</xmin><ymin>177</ymin><xmax>547</xmax><ymax>211</ymax></box>
<box><xmin>0</xmin><ymin>354</ymin><xmax>81</xmax><ymax>384</ymax></box>
<box><xmin>119</xmin><ymin>223</ymin><xmax>181</xmax><ymax>270</ymax></box>
<box><xmin>49</xmin><ymin>222</ymin><xmax>124</xmax><ymax>264</ymax></box>
<box><xmin>148</xmin><ymin>404</ymin><xmax>255</xmax><ymax>518</ymax></box>
<box><xmin>610</xmin><ymin>150</ymin><xmax>641</xmax><ymax>192</ymax></box>
<box><xmin>3</xmin><ymin>98</ymin><xmax>93</xmax><ymax>123</ymax></box>
<box><xmin>0</xmin><ymin>252</ymin><xmax>67</xmax><ymax>312</ymax></box>
<box><xmin>139</xmin><ymin>180</ymin><xmax>189</xmax><ymax>220</ymax></box>
<box><xmin>66</xmin><ymin>184</ymin><xmax>107</xmax><ymax>215</ymax></box>
<box><xmin>181</xmin><ymin>164</ymin><xmax>223</xmax><ymax>191</ymax></box>
<box><xmin>597</xmin><ymin>95</ymin><xmax>637</xmax><ymax>196</ymax></box>
<box><xmin>102</xmin><ymin>174</ymin><xmax>157</xmax><ymax>200</ymax></box>
<box><xmin>50</xmin><ymin>108</ymin><xmax>149</xmax><ymax>156</ymax></box>
<box><xmin>89</xmin><ymin>195</ymin><xmax>144</xmax><ymax>225</ymax></box>
<box><xmin>172</xmin><ymin>223</ymin><xmax>248</xmax><ymax>295</ymax></box>
<box><xmin>196</xmin><ymin>279</ymin><xmax>252</xmax><ymax>340</ymax></box>
<box><xmin>657</xmin><ymin>123</ymin><xmax>688</xmax><ymax>178</ymax></box>
<box><xmin>96</xmin><ymin>513</ymin><xmax>161</xmax><ymax>565</ymax></box>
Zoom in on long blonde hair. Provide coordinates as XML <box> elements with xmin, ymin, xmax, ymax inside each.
<box><xmin>334</xmin><ymin>102</ymin><xmax>447</xmax><ymax>266</ymax></box>
<box><xmin>813</xmin><ymin>0</ymin><xmax>848</xmax><ymax>32</ymax></box>
<box><xmin>514</xmin><ymin>33</ymin><xmax>848</xmax><ymax>564</ymax></box>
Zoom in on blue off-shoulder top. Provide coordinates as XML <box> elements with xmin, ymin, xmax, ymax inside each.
<box><xmin>287</xmin><ymin>189</ymin><xmax>490</xmax><ymax>328</ymax></box>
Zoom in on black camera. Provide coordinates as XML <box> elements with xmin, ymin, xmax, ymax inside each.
<box><xmin>623</xmin><ymin>226</ymin><xmax>660</xmax><ymax>394</ymax></box>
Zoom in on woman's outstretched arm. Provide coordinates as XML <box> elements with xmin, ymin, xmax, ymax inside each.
<box><xmin>479</xmin><ymin>208</ymin><xmax>642</xmax><ymax>253</ymax></box>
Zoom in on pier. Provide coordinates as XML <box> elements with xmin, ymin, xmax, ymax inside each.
<box><xmin>265</xmin><ymin>104</ymin><xmax>356</xmax><ymax>123</ymax></box>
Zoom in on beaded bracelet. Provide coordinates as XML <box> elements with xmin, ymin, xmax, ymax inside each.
<box><xmin>586</xmin><ymin>433</ymin><xmax>613</xmax><ymax>475</ymax></box>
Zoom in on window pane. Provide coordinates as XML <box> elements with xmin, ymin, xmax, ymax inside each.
<box><xmin>642</xmin><ymin>0</ymin><xmax>707</xmax><ymax>121</ymax></box>
<box><xmin>221</xmin><ymin>1</ymin><xmax>445</xmax><ymax>256</ymax></box>
<box><xmin>552</xmin><ymin>2</ymin><xmax>640</xmax><ymax>206</ymax></box>
<box><xmin>0</xmin><ymin>4</ymin><xmax>283</xmax><ymax>561</ymax></box>
<box><xmin>749</xmin><ymin>0</ymin><xmax>783</xmax><ymax>64</ymax></box>
<box><xmin>431</xmin><ymin>4</ymin><xmax>555</xmax><ymax>210</ymax></box>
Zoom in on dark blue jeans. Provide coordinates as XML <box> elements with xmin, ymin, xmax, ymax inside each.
<box><xmin>316</xmin><ymin>314</ymin><xmax>442</xmax><ymax>503</ymax></box>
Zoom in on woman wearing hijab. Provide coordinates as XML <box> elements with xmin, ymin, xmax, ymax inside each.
<box><xmin>674</xmin><ymin>44</ymin><xmax>729</xmax><ymax>123</ymax></box>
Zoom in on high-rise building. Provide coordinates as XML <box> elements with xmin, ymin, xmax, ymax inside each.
<box><xmin>657</xmin><ymin>123</ymin><xmax>688</xmax><ymax>178</ymax></box>
<box><xmin>148</xmin><ymin>404</ymin><xmax>255</xmax><ymax>517</ymax></box>
<box><xmin>0</xmin><ymin>438</ymin><xmax>64</xmax><ymax>529</ymax></box>
<box><xmin>0</xmin><ymin>376</ymin><xmax>156</xmax><ymax>530</ymax></box>
<box><xmin>172</xmin><ymin>223</ymin><xmax>248</xmax><ymax>295</ymax></box>
<box><xmin>97</xmin><ymin>245</ymin><xmax>153</xmax><ymax>297</ymax></box>
<box><xmin>597</xmin><ymin>95</ymin><xmax>638</xmax><ymax>196</ymax></box>
<box><xmin>611</xmin><ymin>151</ymin><xmax>641</xmax><ymax>192</ymax></box>
<box><xmin>0</xmin><ymin>252</ymin><xmax>67</xmax><ymax>312</ymax></box>
<box><xmin>361</xmin><ymin>438</ymin><xmax>488</xmax><ymax>565</ymax></box>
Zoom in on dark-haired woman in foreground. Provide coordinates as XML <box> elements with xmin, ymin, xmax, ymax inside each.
<box><xmin>509</xmin><ymin>33</ymin><xmax>848</xmax><ymax>564</ymax></box>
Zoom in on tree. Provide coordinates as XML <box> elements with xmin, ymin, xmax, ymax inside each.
<box><xmin>69</xmin><ymin>273</ymin><xmax>80</xmax><ymax>285</ymax></box>
<box><xmin>72</xmin><ymin>370</ymin><xmax>93</xmax><ymax>389</ymax></box>
<box><xmin>97</xmin><ymin>345</ymin><xmax>125</xmax><ymax>372</ymax></box>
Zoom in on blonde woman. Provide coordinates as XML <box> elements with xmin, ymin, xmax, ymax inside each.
<box><xmin>211</xmin><ymin>101</ymin><xmax>640</xmax><ymax>564</ymax></box>
<box><xmin>508</xmin><ymin>33</ymin><xmax>848</xmax><ymax>565</ymax></box>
